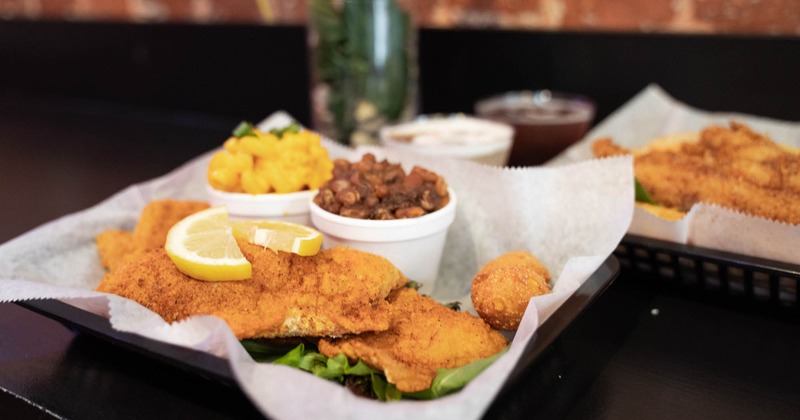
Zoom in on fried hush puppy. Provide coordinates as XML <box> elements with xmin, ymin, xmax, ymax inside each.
<box><xmin>96</xmin><ymin>242</ymin><xmax>408</xmax><ymax>340</ymax></box>
<box><xmin>319</xmin><ymin>288</ymin><xmax>508</xmax><ymax>393</ymax></box>
<box><xmin>471</xmin><ymin>251</ymin><xmax>552</xmax><ymax>331</ymax></box>
<box><xmin>96</xmin><ymin>199</ymin><xmax>209</xmax><ymax>271</ymax></box>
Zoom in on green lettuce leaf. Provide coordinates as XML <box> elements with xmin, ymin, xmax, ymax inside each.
<box><xmin>242</xmin><ymin>338</ymin><xmax>507</xmax><ymax>401</ymax></box>
<box><xmin>403</xmin><ymin>346</ymin><xmax>508</xmax><ymax>400</ymax></box>
<box><xmin>241</xmin><ymin>339</ymin><xmax>302</xmax><ymax>362</ymax></box>
<box><xmin>634</xmin><ymin>177</ymin><xmax>658</xmax><ymax>205</ymax></box>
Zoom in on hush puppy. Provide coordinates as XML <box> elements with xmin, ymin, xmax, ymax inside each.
<box><xmin>471</xmin><ymin>251</ymin><xmax>552</xmax><ymax>331</ymax></box>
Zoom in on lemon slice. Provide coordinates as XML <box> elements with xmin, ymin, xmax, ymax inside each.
<box><xmin>231</xmin><ymin>220</ymin><xmax>323</xmax><ymax>256</ymax></box>
<box><xmin>165</xmin><ymin>206</ymin><xmax>252</xmax><ymax>281</ymax></box>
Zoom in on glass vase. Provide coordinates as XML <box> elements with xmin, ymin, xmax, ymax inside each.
<box><xmin>307</xmin><ymin>0</ymin><xmax>418</xmax><ymax>145</ymax></box>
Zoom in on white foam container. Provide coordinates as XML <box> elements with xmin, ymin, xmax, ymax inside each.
<box><xmin>206</xmin><ymin>185</ymin><xmax>315</xmax><ymax>226</ymax></box>
<box><xmin>309</xmin><ymin>188</ymin><xmax>457</xmax><ymax>295</ymax></box>
<box><xmin>379</xmin><ymin>115</ymin><xmax>513</xmax><ymax>166</ymax></box>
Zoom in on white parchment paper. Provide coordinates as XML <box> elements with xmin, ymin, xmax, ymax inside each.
<box><xmin>0</xmin><ymin>111</ymin><xmax>633</xmax><ymax>420</ymax></box>
<box><xmin>551</xmin><ymin>84</ymin><xmax>800</xmax><ymax>265</ymax></box>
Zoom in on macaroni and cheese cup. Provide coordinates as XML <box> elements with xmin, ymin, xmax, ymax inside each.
<box><xmin>206</xmin><ymin>185</ymin><xmax>315</xmax><ymax>226</ymax></box>
<box><xmin>309</xmin><ymin>188</ymin><xmax>457</xmax><ymax>295</ymax></box>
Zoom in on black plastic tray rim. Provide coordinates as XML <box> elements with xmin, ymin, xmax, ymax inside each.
<box><xmin>15</xmin><ymin>256</ymin><xmax>621</xmax><ymax>406</ymax></box>
<box><xmin>616</xmin><ymin>234</ymin><xmax>800</xmax><ymax>314</ymax></box>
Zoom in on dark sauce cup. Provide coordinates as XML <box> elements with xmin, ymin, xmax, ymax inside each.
<box><xmin>475</xmin><ymin>90</ymin><xmax>595</xmax><ymax>166</ymax></box>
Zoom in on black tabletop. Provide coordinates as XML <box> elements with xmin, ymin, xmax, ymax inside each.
<box><xmin>1</xmin><ymin>94</ymin><xmax>798</xmax><ymax>419</ymax></box>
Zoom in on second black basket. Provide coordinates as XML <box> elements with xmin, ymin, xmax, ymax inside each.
<box><xmin>615</xmin><ymin>234</ymin><xmax>800</xmax><ymax>315</ymax></box>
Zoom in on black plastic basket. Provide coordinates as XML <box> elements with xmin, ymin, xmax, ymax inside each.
<box><xmin>615</xmin><ymin>234</ymin><xmax>800</xmax><ymax>314</ymax></box>
<box><xmin>14</xmin><ymin>256</ymin><xmax>620</xmax><ymax>412</ymax></box>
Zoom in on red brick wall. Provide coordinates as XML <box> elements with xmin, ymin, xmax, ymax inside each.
<box><xmin>1</xmin><ymin>0</ymin><xmax>798</xmax><ymax>35</ymax></box>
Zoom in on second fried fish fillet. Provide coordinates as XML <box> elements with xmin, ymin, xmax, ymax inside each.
<box><xmin>96</xmin><ymin>200</ymin><xmax>210</xmax><ymax>271</ymax></box>
<box><xmin>319</xmin><ymin>288</ymin><xmax>508</xmax><ymax>393</ymax></box>
<box><xmin>592</xmin><ymin>122</ymin><xmax>800</xmax><ymax>225</ymax></box>
<box><xmin>96</xmin><ymin>242</ymin><xmax>408</xmax><ymax>340</ymax></box>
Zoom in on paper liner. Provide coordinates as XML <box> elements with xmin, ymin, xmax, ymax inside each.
<box><xmin>551</xmin><ymin>84</ymin><xmax>800</xmax><ymax>265</ymax></box>
<box><xmin>0</xmin><ymin>111</ymin><xmax>633</xmax><ymax>420</ymax></box>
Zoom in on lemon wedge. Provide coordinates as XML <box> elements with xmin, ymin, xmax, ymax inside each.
<box><xmin>165</xmin><ymin>206</ymin><xmax>252</xmax><ymax>281</ymax></box>
<box><xmin>231</xmin><ymin>220</ymin><xmax>323</xmax><ymax>257</ymax></box>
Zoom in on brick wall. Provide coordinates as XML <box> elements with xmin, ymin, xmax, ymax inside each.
<box><xmin>1</xmin><ymin>0</ymin><xmax>798</xmax><ymax>35</ymax></box>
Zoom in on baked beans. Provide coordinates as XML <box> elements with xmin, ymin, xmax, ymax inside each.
<box><xmin>313</xmin><ymin>153</ymin><xmax>450</xmax><ymax>220</ymax></box>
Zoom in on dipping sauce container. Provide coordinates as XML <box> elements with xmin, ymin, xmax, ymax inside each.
<box><xmin>475</xmin><ymin>90</ymin><xmax>595</xmax><ymax>166</ymax></box>
<box><xmin>380</xmin><ymin>114</ymin><xmax>513</xmax><ymax>166</ymax></box>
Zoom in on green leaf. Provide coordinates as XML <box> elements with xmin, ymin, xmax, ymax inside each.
<box><xmin>268</xmin><ymin>343</ymin><xmax>379</xmax><ymax>384</ymax></box>
<box><xmin>233</xmin><ymin>121</ymin><xmax>256</xmax><ymax>138</ymax></box>
<box><xmin>348</xmin><ymin>359</ymin><xmax>378</xmax><ymax>377</ymax></box>
<box><xmin>314</xmin><ymin>354</ymin><xmax>381</xmax><ymax>381</ymax></box>
<box><xmin>299</xmin><ymin>352</ymin><xmax>329</xmax><ymax>374</ymax></box>
<box><xmin>371</xmin><ymin>374</ymin><xmax>402</xmax><ymax>401</ymax></box>
<box><xmin>404</xmin><ymin>347</ymin><xmax>508</xmax><ymax>400</ymax></box>
<box><xmin>272</xmin><ymin>343</ymin><xmax>306</xmax><ymax>367</ymax></box>
<box><xmin>241</xmin><ymin>335</ymin><xmax>506</xmax><ymax>401</ymax></box>
<box><xmin>634</xmin><ymin>177</ymin><xmax>658</xmax><ymax>205</ymax></box>
<box><xmin>316</xmin><ymin>353</ymin><xmax>349</xmax><ymax>381</ymax></box>
<box><xmin>269</xmin><ymin>122</ymin><xmax>301</xmax><ymax>139</ymax></box>
<box><xmin>240</xmin><ymin>339</ymin><xmax>305</xmax><ymax>362</ymax></box>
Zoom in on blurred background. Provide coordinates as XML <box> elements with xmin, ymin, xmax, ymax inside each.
<box><xmin>1</xmin><ymin>0</ymin><xmax>799</xmax><ymax>239</ymax></box>
<box><xmin>2</xmin><ymin>0</ymin><xmax>799</xmax><ymax>33</ymax></box>
<box><xmin>1</xmin><ymin>4</ymin><xmax>799</xmax><ymax>417</ymax></box>
<box><xmin>1</xmin><ymin>0</ymin><xmax>798</xmax><ymax>126</ymax></box>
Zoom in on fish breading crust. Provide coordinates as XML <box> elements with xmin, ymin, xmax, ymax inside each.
<box><xmin>593</xmin><ymin>122</ymin><xmax>800</xmax><ymax>225</ymax></box>
<box><xmin>318</xmin><ymin>288</ymin><xmax>508</xmax><ymax>393</ymax></box>
<box><xmin>96</xmin><ymin>199</ymin><xmax>210</xmax><ymax>271</ymax></box>
<box><xmin>96</xmin><ymin>242</ymin><xmax>408</xmax><ymax>340</ymax></box>
<box><xmin>95</xmin><ymin>229</ymin><xmax>135</xmax><ymax>272</ymax></box>
<box><xmin>471</xmin><ymin>251</ymin><xmax>552</xmax><ymax>331</ymax></box>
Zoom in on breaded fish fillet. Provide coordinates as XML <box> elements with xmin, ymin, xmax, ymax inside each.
<box><xmin>95</xmin><ymin>229</ymin><xmax>135</xmax><ymax>272</ymax></box>
<box><xmin>593</xmin><ymin>122</ymin><xmax>800</xmax><ymax>225</ymax></box>
<box><xmin>96</xmin><ymin>242</ymin><xmax>408</xmax><ymax>339</ymax></box>
<box><xmin>318</xmin><ymin>288</ymin><xmax>508</xmax><ymax>393</ymax></box>
<box><xmin>96</xmin><ymin>200</ymin><xmax>209</xmax><ymax>271</ymax></box>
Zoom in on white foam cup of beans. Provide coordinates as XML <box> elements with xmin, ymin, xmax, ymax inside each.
<box><xmin>309</xmin><ymin>188</ymin><xmax>457</xmax><ymax>295</ymax></box>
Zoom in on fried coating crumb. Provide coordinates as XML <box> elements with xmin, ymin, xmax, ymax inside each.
<box><xmin>471</xmin><ymin>251</ymin><xmax>552</xmax><ymax>331</ymax></box>
<box><xmin>593</xmin><ymin>122</ymin><xmax>800</xmax><ymax>225</ymax></box>
<box><xmin>95</xmin><ymin>242</ymin><xmax>407</xmax><ymax>340</ymax></box>
<box><xmin>95</xmin><ymin>229</ymin><xmax>135</xmax><ymax>272</ymax></box>
<box><xmin>319</xmin><ymin>288</ymin><xmax>508</xmax><ymax>393</ymax></box>
<box><xmin>95</xmin><ymin>200</ymin><xmax>209</xmax><ymax>271</ymax></box>
<box><xmin>591</xmin><ymin>137</ymin><xmax>630</xmax><ymax>157</ymax></box>
<box><xmin>636</xmin><ymin>202</ymin><xmax>686</xmax><ymax>221</ymax></box>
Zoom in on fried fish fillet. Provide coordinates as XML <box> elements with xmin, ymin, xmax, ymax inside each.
<box><xmin>593</xmin><ymin>122</ymin><xmax>800</xmax><ymax>225</ymax></box>
<box><xmin>96</xmin><ymin>242</ymin><xmax>408</xmax><ymax>339</ymax></box>
<box><xmin>96</xmin><ymin>200</ymin><xmax>209</xmax><ymax>271</ymax></box>
<box><xmin>95</xmin><ymin>229</ymin><xmax>135</xmax><ymax>272</ymax></box>
<box><xmin>318</xmin><ymin>288</ymin><xmax>508</xmax><ymax>393</ymax></box>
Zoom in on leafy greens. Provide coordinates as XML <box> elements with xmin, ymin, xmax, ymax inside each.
<box><xmin>634</xmin><ymin>177</ymin><xmax>658</xmax><ymax>205</ymax></box>
<box><xmin>240</xmin><ymin>340</ymin><xmax>507</xmax><ymax>401</ymax></box>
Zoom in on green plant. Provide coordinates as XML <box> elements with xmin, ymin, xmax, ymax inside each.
<box><xmin>309</xmin><ymin>0</ymin><xmax>415</xmax><ymax>144</ymax></box>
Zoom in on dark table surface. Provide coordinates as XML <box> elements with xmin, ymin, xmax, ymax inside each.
<box><xmin>1</xmin><ymin>94</ymin><xmax>798</xmax><ymax>420</ymax></box>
